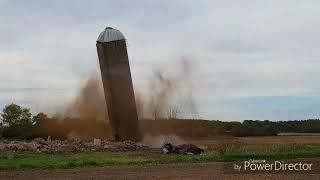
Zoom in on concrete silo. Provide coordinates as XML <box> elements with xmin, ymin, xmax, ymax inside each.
<box><xmin>96</xmin><ymin>27</ymin><xmax>140</xmax><ymax>141</ymax></box>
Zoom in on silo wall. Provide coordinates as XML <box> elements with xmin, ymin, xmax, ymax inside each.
<box><xmin>96</xmin><ymin>39</ymin><xmax>141</xmax><ymax>141</ymax></box>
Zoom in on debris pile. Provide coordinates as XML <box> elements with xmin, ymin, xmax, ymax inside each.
<box><xmin>117</xmin><ymin>140</ymin><xmax>147</xmax><ymax>151</ymax></box>
<box><xmin>0</xmin><ymin>138</ymin><xmax>149</xmax><ymax>153</ymax></box>
<box><xmin>161</xmin><ymin>142</ymin><xmax>204</xmax><ymax>155</ymax></box>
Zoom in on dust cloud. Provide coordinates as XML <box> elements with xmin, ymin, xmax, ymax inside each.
<box><xmin>63</xmin><ymin>57</ymin><xmax>198</xmax><ymax>122</ymax></box>
<box><xmin>62</xmin><ymin>73</ymin><xmax>108</xmax><ymax>122</ymax></box>
<box><xmin>140</xmin><ymin>57</ymin><xmax>199</xmax><ymax>120</ymax></box>
<box><xmin>40</xmin><ymin>58</ymin><xmax>199</xmax><ymax>140</ymax></box>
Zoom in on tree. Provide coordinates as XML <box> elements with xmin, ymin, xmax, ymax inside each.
<box><xmin>32</xmin><ymin>112</ymin><xmax>47</xmax><ymax>126</ymax></box>
<box><xmin>153</xmin><ymin>105</ymin><xmax>161</xmax><ymax>120</ymax></box>
<box><xmin>1</xmin><ymin>103</ymin><xmax>32</xmax><ymax>127</ymax></box>
<box><xmin>0</xmin><ymin>103</ymin><xmax>34</xmax><ymax>139</ymax></box>
<box><xmin>32</xmin><ymin>112</ymin><xmax>48</xmax><ymax>138</ymax></box>
<box><xmin>166</xmin><ymin>105</ymin><xmax>179</xmax><ymax>120</ymax></box>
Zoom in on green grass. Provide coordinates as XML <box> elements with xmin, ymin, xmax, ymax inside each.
<box><xmin>0</xmin><ymin>144</ymin><xmax>319</xmax><ymax>171</ymax></box>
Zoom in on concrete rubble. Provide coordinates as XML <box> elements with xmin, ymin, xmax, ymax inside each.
<box><xmin>0</xmin><ymin>138</ymin><xmax>149</xmax><ymax>153</ymax></box>
<box><xmin>161</xmin><ymin>142</ymin><xmax>204</xmax><ymax>155</ymax></box>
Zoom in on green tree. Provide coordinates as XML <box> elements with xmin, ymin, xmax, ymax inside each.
<box><xmin>32</xmin><ymin>112</ymin><xmax>47</xmax><ymax>126</ymax></box>
<box><xmin>0</xmin><ymin>103</ymin><xmax>34</xmax><ymax>139</ymax></box>
<box><xmin>1</xmin><ymin>103</ymin><xmax>32</xmax><ymax>127</ymax></box>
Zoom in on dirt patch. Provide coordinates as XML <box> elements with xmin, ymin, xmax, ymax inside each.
<box><xmin>187</xmin><ymin>135</ymin><xmax>320</xmax><ymax>151</ymax></box>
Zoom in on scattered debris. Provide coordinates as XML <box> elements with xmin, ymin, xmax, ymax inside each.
<box><xmin>117</xmin><ymin>141</ymin><xmax>148</xmax><ymax>151</ymax></box>
<box><xmin>0</xmin><ymin>139</ymin><xmax>203</xmax><ymax>154</ymax></box>
<box><xmin>33</xmin><ymin>138</ymin><xmax>47</xmax><ymax>145</ymax></box>
<box><xmin>93</xmin><ymin>138</ymin><xmax>102</xmax><ymax>146</ymax></box>
<box><xmin>162</xmin><ymin>142</ymin><xmax>204</xmax><ymax>155</ymax></box>
<box><xmin>47</xmin><ymin>136</ymin><xmax>51</xmax><ymax>143</ymax></box>
<box><xmin>103</xmin><ymin>144</ymin><xmax>109</xmax><ymax>149</ymax></box>
<box><xmin>0</xmin><ymin>139</ymin><xmax>150</xmax><ymax>154</ymax></box>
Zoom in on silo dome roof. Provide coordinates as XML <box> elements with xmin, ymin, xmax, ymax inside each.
<box><xmin>97</xmin><ymin>27</ymin><xmax>125</xmax><ymax>43</ymax></box>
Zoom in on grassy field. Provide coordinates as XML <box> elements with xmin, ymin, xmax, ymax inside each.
<box><xmin>0</xmin><ymin>144</ymin><xmax>319</xmax><ymax>171</ymax></box>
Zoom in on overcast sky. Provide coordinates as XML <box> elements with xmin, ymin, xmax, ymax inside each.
<box><xmin>1</xmin><ymin>0</ymin><xmax>320</xmax><ymax>121</ymax></box>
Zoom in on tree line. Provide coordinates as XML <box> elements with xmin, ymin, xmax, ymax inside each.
<box><xmin>218</xmin><ymin>119</ymin><xmax>320</xmax><ymax>136</ymax></box>
<box><xmin>0</xmin><ymin>103</ymin><xmax>319</xmax><ymax>139</ymax></box>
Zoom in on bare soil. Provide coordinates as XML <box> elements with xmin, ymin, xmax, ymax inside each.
<box><xmin>187</xmin><ymin>135</ymin><xmax>320</xmax><ymax>150</ymax></box>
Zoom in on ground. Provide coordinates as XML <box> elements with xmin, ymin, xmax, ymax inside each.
<box><xmin>1</xmin><ymin>160</ymin><xmax>319</xmax><ymax>180</ymax></box>
<box><xmin>0</xmin><ymin>135</ymin><xmax>319</xmax><ymax>180</ymax></box>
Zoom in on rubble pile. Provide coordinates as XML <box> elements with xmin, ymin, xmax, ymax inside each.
<box><xmin>0</xmin><ymin>139</ymin><xmax>203</xmax><ymax>155</ymax></box>
<box><xmin>161</xmin><ymin>142</ymin><xmax>204</xmax><ymax>155</ymax></box>
<box><xmin>0</xmin><ymin>138</ymin><xmax>149</xmax><ymax>153</ymax></box>
<box><xmin>116</xmin><ymin>141</ymin><xmax>148</xmax><ymax>151</ymax></box>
